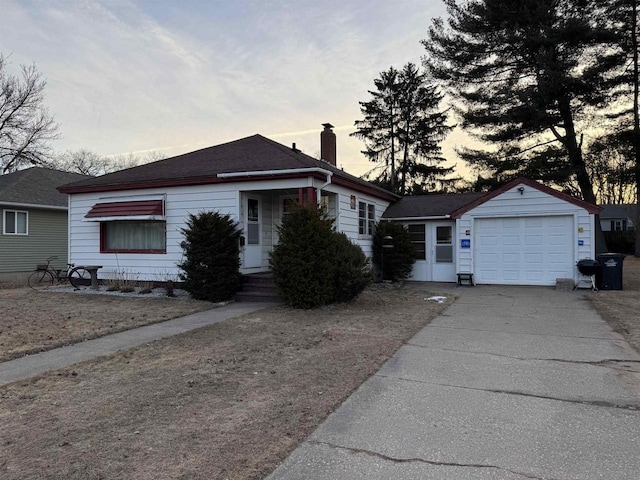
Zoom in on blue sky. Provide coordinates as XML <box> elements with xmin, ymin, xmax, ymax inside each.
<box><xmin>0</xmin><ymin>0</ymin><xmax>458</xmax><ymax>177</ymax></box>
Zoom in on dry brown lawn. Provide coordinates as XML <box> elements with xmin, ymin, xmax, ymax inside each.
<box><xmin>0</xmin><ymin>284</ymin><xmax>452</xmax><ymax>480</ymax></box>
<box><xmin>2</xmin><ymin>254</ymin><xmax>636</xmax><ymax>480</ymax></box>
<box><xmin>589</xmin><ymin>255</ymin><xmax>640</xmax><ymax>353</ymax></box>
<box><xmin>0</xmin><ymin>288</ymin><xmax>216</xmax><ymax>362</ymax></box>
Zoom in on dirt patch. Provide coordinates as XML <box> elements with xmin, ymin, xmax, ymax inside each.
<box><xmin>0</xmin><ymin>287</ymin><xmax>216</xmax><ymax>362</ymax></box>
<box><xmin>589</xmin><ymin>255</ymin><xmax>640</xmax><ymax>353</ymax></box>
<box><xmin>0</xmin><ymin>285</ymin><xmax>452</xmax><ymax>480</ymax></box>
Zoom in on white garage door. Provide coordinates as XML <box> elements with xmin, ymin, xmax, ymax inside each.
<box><xmin>474</xmin><ymin>216</ymin><xmax>574</xmax><ymax>286</ymax></box>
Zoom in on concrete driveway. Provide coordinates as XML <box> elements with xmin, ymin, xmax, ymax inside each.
<box><xmin>268</xmin><ymin>286</ymin><xmax>640</xmax><ymax>480</ymax></box>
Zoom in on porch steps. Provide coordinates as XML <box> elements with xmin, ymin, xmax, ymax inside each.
<box><xmin>236</xmin><ymin>273</ymin><xmax>282</xmax><ymax>302</ymax></box>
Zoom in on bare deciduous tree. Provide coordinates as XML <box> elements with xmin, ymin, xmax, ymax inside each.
<box><xmin>55</xmin><ymin>148</ymin><xmax>166</xmax><ymax>176</ymax></box>
<box><xmin>0</xmin><ymin>54</ymin><xmax>60</xmax><ymax>173</ymax></box>
<box><xmin>56</xmin><ymin>149</ymin><xmax>108</xmax><ymax>176</ymax></box>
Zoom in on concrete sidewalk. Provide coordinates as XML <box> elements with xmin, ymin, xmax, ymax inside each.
<box><xmin>0</xmin><ymin>301</ymin><xmax>274</xmax><ymax>386</ymax></box>
<box><xmin>268</xmin><ymin>286</ymin><xmax>640</xmax><ymax>480</ymax></box>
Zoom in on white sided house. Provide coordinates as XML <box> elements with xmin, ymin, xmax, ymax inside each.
<box><xmin>382</xmin><ymin>178</ymin><xmax>601</xmax><ymax>286</ymax></box>
<box><xmin>58</xmin><ymin>125</ymin><xmax>396</xmax><ymax>283</ymax></box>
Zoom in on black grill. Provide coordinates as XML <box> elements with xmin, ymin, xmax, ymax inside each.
<box><xmin>577</xmin><ymin>259</ymin><xmax>601</xmax><ymax>276</ymax></box>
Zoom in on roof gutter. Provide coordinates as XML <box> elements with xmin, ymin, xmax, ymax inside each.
<box><xmin>382</xmin><ymin>215</ymin><xmax>451</xmax><ymax>221</ymax></box>
<box><xmin>0</xmin><ymin>201</ymin><xmax>67</xmax><ymax>211</ymax></box>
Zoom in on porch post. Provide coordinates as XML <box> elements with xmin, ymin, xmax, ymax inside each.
<box><xmin>307</xmin><ymin>187</ymin><xmax>317</xmax><ymax>204</ymax></box>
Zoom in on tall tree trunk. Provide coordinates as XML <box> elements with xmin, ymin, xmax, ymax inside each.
<box><xmin>557</xmin><ymin>97</ymin><xmax>597</xmax><ymax>204</ymax></box>
<box><xmin>632</xmin><ymin>0</ymin><xmax>640</xmax><ymax>257</ymax></box>
<box><xmin>390</xmin><ymin>104</ymin><xmax>396</xmax><ymax>195</ymax></box>
<box><xmin>401</xmin><ymin>115</ymin><xmax>411</xmax><ymax>195</ymax></box>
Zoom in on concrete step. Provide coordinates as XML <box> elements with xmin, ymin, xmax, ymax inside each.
<box><xmin>238</xmin><ymin>274</ymin><xmax>281</xmax><ymax>302</ymax></box>
<box><xmin>235</xmin><ymin>291</ymin><xmax>281</xmax><ymax>302</ymax></box>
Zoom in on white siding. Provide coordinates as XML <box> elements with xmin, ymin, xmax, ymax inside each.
<box><xmin>322</xmin><ymin>183</ymin><xmax>391</xmax><ymax>258</ymax></box>
<box><xmin>69</xmin><ymin>185</ymin><xmax>239</xmax><ymax>281</ymax></box>
<box><xmin>456</xmin><ymin>183</ymin><xmax>596</xmax><ymax>285</ymax></box>
<box><xmin>68</xmin><ymin>178</ymin><xmax>392</xmax><ymax>281</ymax></box>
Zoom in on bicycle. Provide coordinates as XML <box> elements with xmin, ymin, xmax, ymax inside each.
<box><xmin>28</xmin><ymin>256</ymin><xmax>90</xmax><ymax>290</ymax></box>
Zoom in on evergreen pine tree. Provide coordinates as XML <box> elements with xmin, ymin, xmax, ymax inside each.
<box><xmin>352</xmin><ymin>63</ymin><xmax>453</xmax><ymax>195</ymax></box>
<box><xmin>423</xmin><ymin>0</ymin><xmax>620</xmax><ymax>204</ymax></box>
<box><xmin>178</xmin><ymin>211</ymin><xmax>241</xmax><ymax>302</ymax></box>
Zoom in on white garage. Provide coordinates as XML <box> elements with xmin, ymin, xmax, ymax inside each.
<box><xmin>452</xmin><ymin>178</ymin><xmax>601</xmax><ymax>286</ymax></box>
<box><xmin>382</xmin><ymin>178</ymin><xmax>601</xmax><ymax>286</ymax></box>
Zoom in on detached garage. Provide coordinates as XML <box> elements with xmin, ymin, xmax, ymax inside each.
<box><xmin>382</xmin><ymin>178</ymin><xmax>601</xmax><ymax>286</ymax></box>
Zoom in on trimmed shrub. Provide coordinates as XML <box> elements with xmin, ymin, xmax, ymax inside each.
<box><xmin>372</xmin><ymin>221</ymin><xmax>416</xmax><ymax>281</ymax></box>
<box><xmin>333</xmin><ymin>232</ymin><xmax>372</xmax><ymax>303</ymax></box>
<box><xmin>178</xmin><ymin>211</ymin><xmax>242</xmax><ymax>302</ymax></box>
<box><xmin>270</xmin><ymin>204</ymin><xmax>371</xmax><ymax>308</ymax></box>
<box><xmin>270</xmin><ymin>204</ymin><xmax>336</xmax><ymax>308</ymax></box>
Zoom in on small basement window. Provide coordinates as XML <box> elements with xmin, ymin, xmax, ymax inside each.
<box><xmin>100</xmin><ymin>221</ymin><xmax>166</xmax><ymax>253</ymax></box>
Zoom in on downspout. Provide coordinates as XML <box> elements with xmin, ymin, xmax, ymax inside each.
<box><xmin>316</xmin><ymin>171</ymin><xmax>333</xmax><ymax>204</ymax></box>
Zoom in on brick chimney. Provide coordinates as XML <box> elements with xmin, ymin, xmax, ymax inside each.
<box><xmin>320</xmin><ymin>123</ymin><xmax>336</xmax><ymax>166</ymax></box>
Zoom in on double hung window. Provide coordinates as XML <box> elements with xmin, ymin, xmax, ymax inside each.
<box><xmin>358</xmin><ymin>202</ymin><xmax>375</xmax><ymax>236</ymax></box>
<box><xmin>3</xmin><ymin>210</ymin><xmax>28</xmax><ymax>235</ymax></box>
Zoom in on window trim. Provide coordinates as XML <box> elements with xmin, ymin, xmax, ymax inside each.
<box><xmin>100</xmin><ymin>220</ymin><xmax>167</xmax><ymax>254</ymax></box>
<box><xmin>3</xmin><ymin>209</ymin><xmax>29</xmax><ymax>235</ymax></box>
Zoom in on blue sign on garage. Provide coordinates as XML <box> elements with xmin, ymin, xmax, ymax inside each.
<box><xmin>461</xmin><ymin>239</ymin><xmax>471</xmax><ymax>249</ymax></box>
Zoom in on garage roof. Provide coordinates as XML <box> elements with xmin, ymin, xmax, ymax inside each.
<box><xmin>450</xmin><ymin>178</ymin><xmax>602</xmax><ymax>218</ymax></box>
<box><xmin>382</xmin><ymin>178</ymin><xmax>602</xmax><ymax>220</ymax></box>
<box><xmin>382</xmin><ymin>192</ymin><xmax>485</xmax><ymax>219</ymax></box>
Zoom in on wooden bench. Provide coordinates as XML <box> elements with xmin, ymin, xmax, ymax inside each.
<box><xmin>457</xmin><ymin>273</ymin><xmax>474</xmax><ymax>287</ymax></box>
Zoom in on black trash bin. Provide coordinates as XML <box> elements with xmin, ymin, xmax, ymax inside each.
<box><xmin>596</xmin><ymin>253</ymin><xmax>625</xmax><ymax>290</ymax></box>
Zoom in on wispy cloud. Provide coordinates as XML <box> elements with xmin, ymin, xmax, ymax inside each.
<box><xmin>0</xmin><ymin>0</ymin><xmax>463</xmax><ymax>177</ymax></box>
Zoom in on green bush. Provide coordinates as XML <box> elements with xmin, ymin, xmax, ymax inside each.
<box><xmin>333</xmin><ymin>232</ymin><xmax>372</xmax><ymax>303</ymax></box>
<box><xmin>178</xmin><ymin>211</ymin><xmax>242</xmax><ymax>302</ymax></box>
<box><xmin>270</xmin><ymin>204</ymin><xmax>336</xmax><ymax>308</ymax></box>
<box><xmin>270</xmin><ymin>204</ymin><xmax>370</xmax><ymax>308</ymax></box>
<box><xmin>372</xmin><ymin>221</ymin><xmax>416</xmax><ymax>281</ymax></box>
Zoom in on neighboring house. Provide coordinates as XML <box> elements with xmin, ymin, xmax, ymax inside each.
<box><xmin>0</xmin><ymin>167</ymin><xmax>92</xmax><ymax>280</ymax></box>
<box><xmin>383</xmin><ymin>178</ymin><xmax>601</xmax><ymax>286</ymax></box>
<box><xmin>599</xmin><ymin>204</ymin><xmax>637</xmax><ymax>232</ymax></box>
<box><xmin>58</xmin><ymin>125</ymin><xmax>397</xmax><ymax>282</ymax></box>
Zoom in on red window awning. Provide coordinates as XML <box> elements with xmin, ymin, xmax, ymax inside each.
<box><xmin>85</xmin><ymin>200</ymin><xmax>164</xmax><ymax>219</ymax></box>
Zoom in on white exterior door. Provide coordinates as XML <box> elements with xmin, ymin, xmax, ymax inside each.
<box><xmin>474</xmin><ymin>216</ymin><xmax>574</xmax><ymax>285</ymax></box>
<box><xmin>243</xmin><ymin>196</ymin><xmax>262</xmax><ymax>268</ymax></box>
<box><xmin>406</xmin><ymin>222</ymin><xmax>456</xmax><ymax>282</ymax></box>
<box><xmin>431</xmin><ymin>222</ymin><xmax>456</xmax><ymax>282</ymax></box>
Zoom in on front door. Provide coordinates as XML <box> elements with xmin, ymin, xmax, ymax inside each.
<box><xmin>244</xmin><ymin>197</ymin><xmax>262</xmax><ymax>268</ymax></box>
